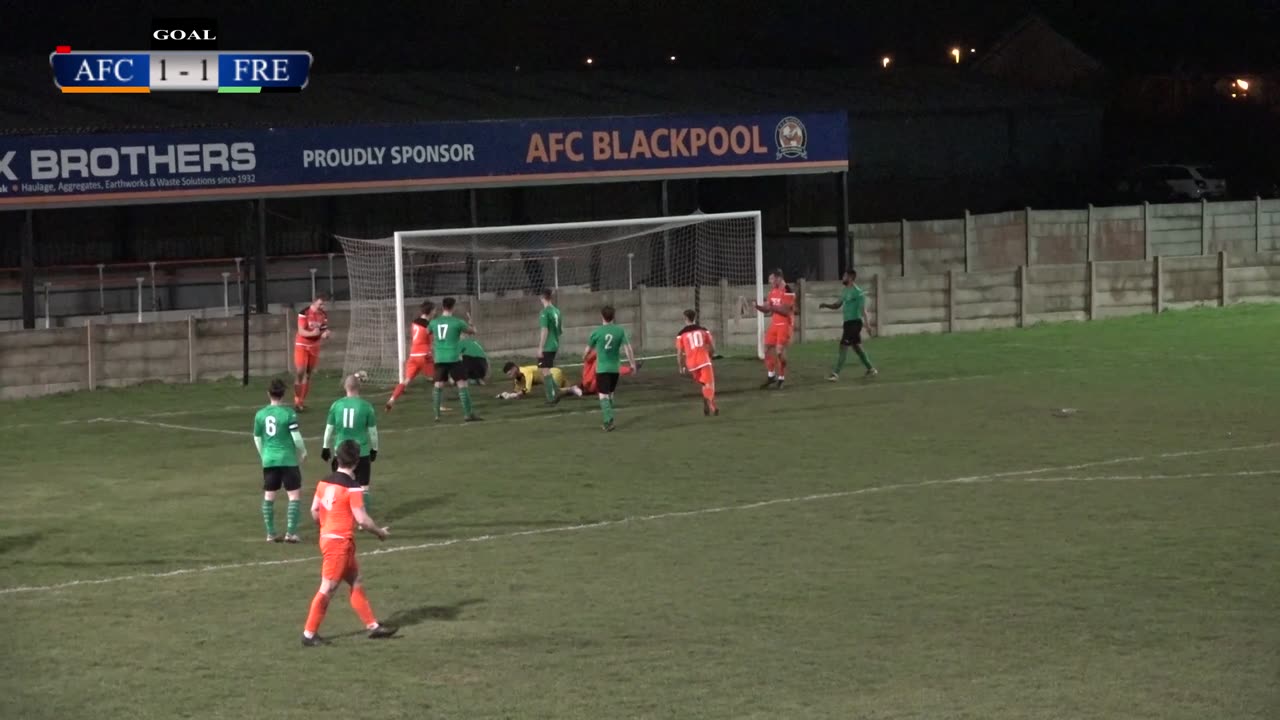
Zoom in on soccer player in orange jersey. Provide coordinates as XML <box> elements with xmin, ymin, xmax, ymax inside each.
<box><xmin>753</xmin><ymin>269</ymin><xmax>794</xmax><ymax>389</ymax></box>
<box><xmin>293</xmin><ymin>294</ymin><xmax>330</xmax><ymax>410</ymax></box>
<box><xmin>560</xmin><ymin>348</ymin><xmax>636</xmax><ymax>398</ymax></box>
<box><xmin>386</xmin><ymin>301</ymin><xmax>436</xmax><ymax>411</ymax></box>
<box><xmin>675</xmin><ymin>309</ymin><xmax>719</xmax><ymax>416</ymax></box>
<box><xmin>302</xmin><ymin>440</ymin><xmax>398</xmax><ymax>646</ymax></box>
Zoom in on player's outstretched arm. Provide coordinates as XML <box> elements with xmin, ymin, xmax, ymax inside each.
<box><xmin>819</xmin><ymin>300</ymin><xmax>843</xmax><ymax>310</ymax></box>
<box><xmin>352</xmin><ymin>506</ymin><xmax>389</xmax><ymax>541</ymax></box>
<box><xmin>321</xmin><ymin>424</ymin><xmax>334</xmax><ymax>461</ymax></box>
<box><xmin>624</xmin><ymin>343</ymin><xmax>638</xmax><ymax>373</ymax></box>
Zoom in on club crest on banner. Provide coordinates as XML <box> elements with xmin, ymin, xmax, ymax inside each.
<box><xmin>775</xmin><ymin>116</ymin><xmax>808</xmax><ymax>159</ymax></box>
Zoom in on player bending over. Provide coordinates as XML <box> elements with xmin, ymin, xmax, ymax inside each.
<box><xmin>499</xmin><ymin>361</ymin><xmax>569</xmax><ymax>400</ymax></box>
<box><xmin>254</xmin><ymin>378</ymin><xmax>308</xmax><ymax>543</ymax></box>
<box><xmin>428</xmin><ymin>297</ymin><xmax>482</xmax><ymax>422</ymax></box>
<box><xmin>675</xmin><ymin>309</ymin><xmax>719</xmax><ymax>416</ymax></box>
<box><xmin>754</xmin><ymin>270</ymin><xmax>794</xmax><ymax>389</ymax></box>
<box><xmin>460</xmin><ymin>336</ymin><xmax>489</xmax><ymax>385</ymax></box>
<box><xmin>820</xmin><ymin>270</ymin><xmax>877</xmax><ymax>380</ymax></box>
<box><xmin>536</xmin><ymin>289</ymin><xmax>564</xmax><ymax>405</ymax></box>
<box><xmin>293</xmin><ymin>294</ymin><xmax>331</xmax><ymax>410</ymax></box>
<box><xmin>386</xmin><ymin>301</ymin><xmax>436</xmax><ymax>412</ymax></box>
<box><xmin>302</xmin><ymin>440</ymin><xmax>398</xmax><ymax>646</ymax></box>
<box><xmin>322</xmin><ymin>374</ymin><xmax>380</xmax><ymax>510</ymax></box>
<box><xmin>585</xmin><ymin>305</ymin><xmax>637</xmax><ymax>432</ymax></box>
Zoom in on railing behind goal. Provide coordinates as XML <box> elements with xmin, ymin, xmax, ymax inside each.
<box><xmin>337</xmin><ymin>212</ymin><xmax>764</xmax><ymax>386</ymax></box>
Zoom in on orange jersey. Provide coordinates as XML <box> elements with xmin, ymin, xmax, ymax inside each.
<box><xmin>296</xmin><ymin>307</ymin><xmax>328</xmax><ymax>349</ymax></box>
<box><xmin>313</xmin><ymin>471</ymin><xmax>365</xmax><ymax>541</ymax></box>
<box><xmin>766</xmin><ymin>287</ymin><xmax>793</xmax><ymax>328</ymax></box>
<box><xmin>409</xmin><ymin>318</ymin><xmax>433</xmax><ymax>357</ymax></box>
<box><xmin>676</xmin><ymin>325</ymin><xmax>714</xmax><ymax>371</ymax></box>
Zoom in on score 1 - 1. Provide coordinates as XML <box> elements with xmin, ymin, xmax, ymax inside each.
<box><xmin>150</xmin><ymin>52</ymin><xmax>219</xmax><ymax>91</ymax></box>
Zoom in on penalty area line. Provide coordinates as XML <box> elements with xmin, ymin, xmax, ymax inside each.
<box><xmin>0</xmin><ymin>442</ymin><xmax>1276</xmax><ymax>597</ymax></box>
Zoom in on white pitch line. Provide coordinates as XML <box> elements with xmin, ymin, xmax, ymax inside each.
<box><xmin>31</xmin><ymin>371</ymin><xmax>1015</xmax><ymax>440</ymax></box>
<box><xmin>1</xmin><ymin>443</ymin><xmax>1275</xmax><ymax>597</ymax></box>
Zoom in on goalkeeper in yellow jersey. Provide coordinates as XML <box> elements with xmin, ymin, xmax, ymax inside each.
<box><xmin>498</xmin><ymin>361</ymin><xmax>577</xmax><ymax>400</ymax></box>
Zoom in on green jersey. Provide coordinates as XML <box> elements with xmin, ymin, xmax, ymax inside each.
<box><xmin>327</xmin><ymin>396</ymin><xmax>377</xmax><ymax>457</ymax></box>
<box><xmin>428</xmin><ymin>315</ymin><xmax>470</xmax><ymax>363</ymax></box>
<box><xmin>588</xmin><ymin>323</ymin><xmax>629</xmax><ymax>373</ymax></box>
<box><xmin>459</xmin><ymin>337</ymin><xmax>487</xmax><ymax>359</ymax></box>
<box><xmin>539</xmin><ymin>305</ymin><xmax>563</xmax><ymax>352</ymax></box>
<box><xmin>842</xmin><ymin>285</ymin><xmax>867</xmax><ymax>322</ymax></box>
<box><xmin>253</xmin><ymin>404</ymin><xmax>300</xmax><ymax>468</ymax></box>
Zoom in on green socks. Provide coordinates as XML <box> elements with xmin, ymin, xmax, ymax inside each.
<box><xmin>855</xmin><ymin>347</ymin><xmax>873</xmax><ymax>370</ymax></box>
<box><xmin>459</xmin><ymin>387</ymin><xmax>474</xmax><ymax>417</ymax></box>
<box><xmin>261</xmin><ymin>499</ymin><xmax>276</xmax><ymax>537</ymax></box>
<box><xmin>286</xmin><ymin>499</ymin><xmax>301</xmax><ymax>535</ymax></box>
<box><xmin>833</xmin><ymin>346</ymin><xmax>849</xmax><ymax>374</ymax></box>
<box><xmin>599</xmin><ymin>397</ymin><xmax>614</xmax><ymax>425</ymax></box>
<box><xmin>544</xmin><ymin>378</ymin><xmax>557</xmax><ymax>402</ymax></box>
<box><xmin>432</xmin><ymin>386</ymin><xmax>443</xmax><ymax>419</ymax></box>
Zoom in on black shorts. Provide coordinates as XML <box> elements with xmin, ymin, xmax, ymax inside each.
<box><xmin>433</xmin><ymin>361</ymin><xmax>466</xmax><ymax>383</ymax></box>
<box><xmin>330</xmin><ymin>456</ymin><xmax>373</xmax><ymax>487</ymax></box>
<box><xmin>841</xmin><ymin>320</ymin><xmax>864</xmax><ymax>347</ymax></box>
<box><xmin>537</xmin><ymin>351</ymin><xmax>557</xmax><ymax>369</ymax></box>
<box><xmin>596</xmin><ymin>372</ymin><xmax>620</xmax><ymax>395</ymax></box>
<box><xmin>463</xmin><ymin>356</ymin><xmax>489</xmax><ymax>381</ymax></box>
<box><xmin>263</xmin><ymin>466</ymin><xmax>302</xmax><ymax>493</ymax></box>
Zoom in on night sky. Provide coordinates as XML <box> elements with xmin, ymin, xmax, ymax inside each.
<box><xmin>7</xmin><ymin>0</ymin><xmax>1280</xmax><ymax>73</ymax></box>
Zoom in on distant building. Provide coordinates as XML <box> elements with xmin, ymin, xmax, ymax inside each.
<box><xmin>970</xmin><ymin>15</ymin><xmax>1106</xmax><ymax>97</ymax></box>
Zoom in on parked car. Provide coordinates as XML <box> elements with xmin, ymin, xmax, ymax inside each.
<box><xmin>1116</xmin><ymin>164</ymin><xmax>1229</xmax><ymax>202</ymax></box>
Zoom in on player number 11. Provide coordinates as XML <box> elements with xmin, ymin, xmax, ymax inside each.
<box><xmin>158</xmin><ymin>58</ymin><xmax>209</xmax><ymax>82</ymax></box>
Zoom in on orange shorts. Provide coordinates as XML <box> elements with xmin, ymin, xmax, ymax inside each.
<box><xmin>319</xmin><ymin>537</ymin><xmax>358</xmax><ymax>582</ymax></box>
<box><xmin>294</xmin><ymin>345</ymin><xmax>320</xmax><ymax>373</ymax></box>
<box><xmin>404</xmin><ymin>356</ymin><xmax>434</xmax><ymax>381</ymax></box>
<box><xmin>764</xmin><ymin>325</ymin><xmax>792</xmax><ymax>347</ymax></box>
<box><xmin>689</xmin><ymin>366</ymin><xmax>715</xmax><ymax>386</ymax></box>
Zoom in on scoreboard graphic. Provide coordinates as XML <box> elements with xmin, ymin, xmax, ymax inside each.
<box><xmin>50</xmin><ymin>48</ymin><xmax>313</xmax><ymax>93</ymax></box>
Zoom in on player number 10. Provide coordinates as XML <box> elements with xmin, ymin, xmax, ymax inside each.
<box><xmin>688</xmin><ymin>332</ymin><xmax>705</xmax><ymax>348</ymax></box>
<box><xmin>158</xmin><ymin>58</ymin><xmax>209</xmax><ymax>81</ymax></box>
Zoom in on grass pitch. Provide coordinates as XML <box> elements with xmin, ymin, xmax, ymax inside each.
<box><xmin>1</xmin><ymin>306</ymin><xmax>1278</xmax><ymax>719</ymax></box>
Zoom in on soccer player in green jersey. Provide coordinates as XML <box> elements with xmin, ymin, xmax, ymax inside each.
<box><xmin>537</xmin><ymin>289</ymin><xmax>563</xmax><ymax>405</ymax></box>
<box><xmin>428</xmin><ymin>297</ymin><xmax>482</xmax><ymax>422</ymax></box>
<box><xmin>322</xmin><ymin>374</ymin><xmax>380</xmax><ymax>506</ymax></box>
<box><xmin>585</xmin><ymin>305</ymin><xmax>638</xmax><ymax>432</ymax></box>
<box><xmin>459</xmin><ymin>336</ymin><xmax>489</xmax><ymax>385</ymax></box>
<box><xmin>820</xmin><ymin>269</ymin><xmax>877</xmax><ymax>380</ymax></box>
<box><xmin>254</xmin><ymin>378</ymin><xmax>308</xmax><ymax>543</ymax></box>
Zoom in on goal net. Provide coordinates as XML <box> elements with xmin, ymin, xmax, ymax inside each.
<box><xmin>337</xmin><ymin>212</ymin><xmax>764</xmax><ymax>386</ymax></box>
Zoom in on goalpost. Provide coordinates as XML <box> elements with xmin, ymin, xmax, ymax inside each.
<box><xmin>337</xmin><ymin>211</ymin><xmax>764</xmax><ymax>386</ymax></box>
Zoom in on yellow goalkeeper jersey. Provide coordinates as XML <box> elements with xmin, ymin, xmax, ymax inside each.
<box><xmin>514</xmin><ymin>366</ymin><xmax>567</xmax><ymax>394</ymax></box>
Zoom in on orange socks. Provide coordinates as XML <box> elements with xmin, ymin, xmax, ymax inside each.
<box><xmin>389</xmin><ymin>383</ymin><xmax>407</xmax><ymax>402</ymax></box>
<box><xmin>701</xmin><ymin>385</ymin><xmax>717</xmax><ymax>412</ymax></box>
<box><xmin>778</xmin><ymin>358</ymin><xmax>787</xmax><ymax>379</ymax></box>
<box><xmin>350</xmin><ymin>585</ymin><xmax>378</xmax><ymax>629</ymax></box>
<box><xmin>304</xmin><ymin>592</ymin><xmax>330</xmax><ymax>635</ymax></box>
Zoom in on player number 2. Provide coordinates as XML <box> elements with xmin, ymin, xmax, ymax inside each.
<box><xmin>603</xmin><ymin>334</ymin><xmax>614</xmax><ymax>350</ymax></box>
<box><xmin>342</xmin><ymin>408</ymin><xmax>356</xmax><ymax>429</ymax></box>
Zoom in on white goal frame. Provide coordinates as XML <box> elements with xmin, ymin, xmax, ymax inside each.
<box><xmin>390</xmin><ymin>211</ymin><xmax>765</xmax><ymax>382</ymax></box>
